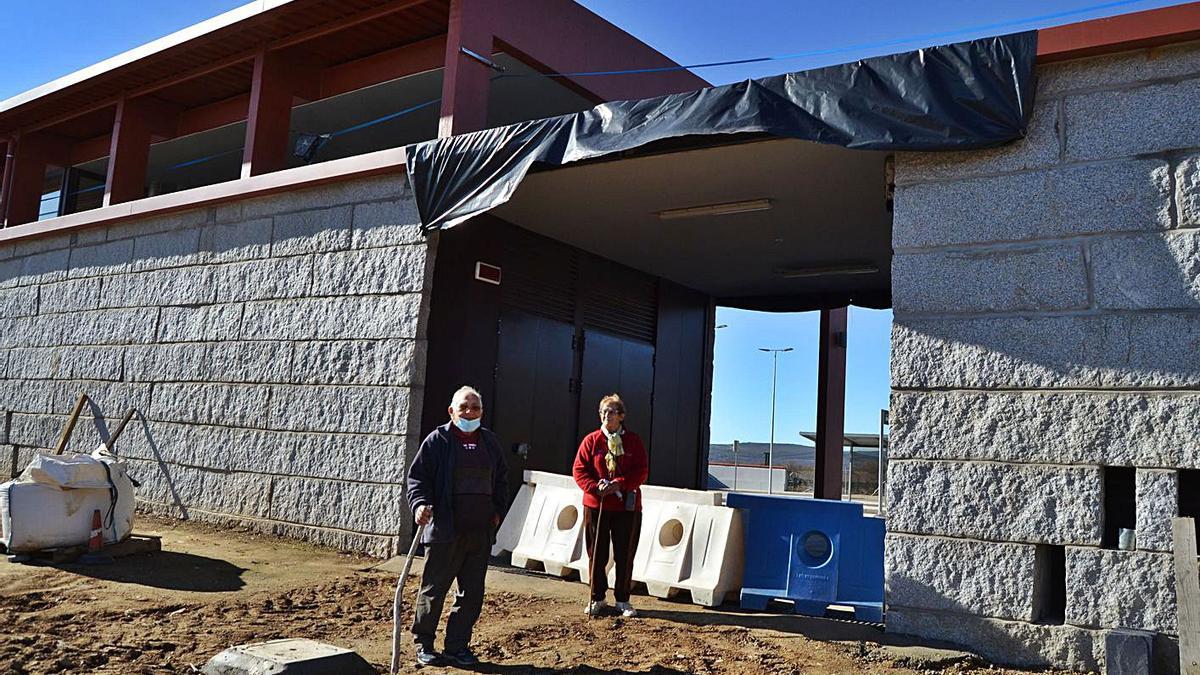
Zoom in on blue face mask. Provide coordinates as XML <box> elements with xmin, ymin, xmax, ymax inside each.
<box><xmin>454</xmin><ymin>416</ymin><xmax>481</xmax><ymax>433</ymax></box>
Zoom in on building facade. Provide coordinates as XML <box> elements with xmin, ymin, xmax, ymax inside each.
<box><xmin>0</xmin><ymin>0</ymin><xmax>706</xmax><ymax>556</ymax></box>
<box><xmin>4</xmin><ymin>0</ymin><xmax>1200</xmax><ymax>671</ymax></box>
<box><xmin>887</xmin><ymin>23</ymin><xmax>1200</xmax><ymax>671</ymax></box>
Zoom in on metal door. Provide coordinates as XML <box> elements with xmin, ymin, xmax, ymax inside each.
<box><xmin>492</xmin><ymin>309</ymin><xmax>578</xmax><ymax>495</ymax></box>
<box><xmin>575</xmin><ymin>329</ymin><xmax>655</xmax><ymax>444</ymax></box>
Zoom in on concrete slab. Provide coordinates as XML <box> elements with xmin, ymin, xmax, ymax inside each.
<box><xmin>200</xmin><ymin>638</ymin><xmax>373</xmax><ymax>675</ymax></box>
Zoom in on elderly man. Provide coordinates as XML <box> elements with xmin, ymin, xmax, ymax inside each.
<box><xmin>406</xmin><ymin>385</ymin><xmax>508</xmax><ymax>667</ymax></box>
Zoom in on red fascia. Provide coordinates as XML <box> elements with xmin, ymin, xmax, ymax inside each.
<box><xmin>489</xmin><ymin>0</ymin><xmax>708</xmax><ymax>101</ymax></box>
<box><xmin>1038</xmin><ymin>2</ymin><xmax>1200</xmax><ymax>62</ymax></box>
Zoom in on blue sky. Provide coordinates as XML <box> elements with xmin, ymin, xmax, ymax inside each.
<box><xmin>0</xmin><ymin>0</ymin><xmax>1187</xmax><ymax>443</ymax></box>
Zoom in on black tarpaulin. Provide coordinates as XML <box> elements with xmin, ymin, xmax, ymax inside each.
<box><xmin>404</xmin><ymin>31</ymin><xmax>1037</xmax><ymax>231</ymax></box>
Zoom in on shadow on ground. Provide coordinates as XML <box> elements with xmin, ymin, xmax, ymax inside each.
<box><xmin>50</xmin><ymin>551</ymin><xmax>247</xmax><ymax>591</ymax></box>
<box><xmin>472</xmin><ymin>665</ymin><xmax>689</xmax><ymax>674</ymax></box>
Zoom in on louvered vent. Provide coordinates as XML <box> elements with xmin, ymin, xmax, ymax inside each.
<box><xmin>581</xmin><ymin>259</ymin><xmax>658</xmax><ymax>344</ymax></box>
<box><xmin>500</xmin><ymin>230</ymin><xmax>579</xmax><ymax>325</ymax></box>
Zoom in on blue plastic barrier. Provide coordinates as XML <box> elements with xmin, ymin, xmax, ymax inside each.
<box><xmin>725</xmin><ymin>493</ymin><xmax>884</xmax><ymax>622</ymax></box>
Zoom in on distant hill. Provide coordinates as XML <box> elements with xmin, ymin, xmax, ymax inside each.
<box><xmin>708</xmin><ymin>442</ymin><xmax>880</xmax><ymax>494</ymax></box>
<box><xmin>708</xmin><ymin>442</ymin><xmax>878</xmax><ymax>466</ymax></box>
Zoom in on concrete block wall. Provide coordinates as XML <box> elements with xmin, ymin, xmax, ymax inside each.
<box><xmin>0</xmin><ymin>175</ymin><xmax>433</xmax><ymax>556</ymax></box>
<box><xmin>888</xmin><ymin>41</ymin><xmax>1200</xmax><ymax>672</ymax></box>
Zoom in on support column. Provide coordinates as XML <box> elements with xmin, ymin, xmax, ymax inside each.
<box><xmin>438</xmin><ymin>0</ymin><xmax>494</xmax><ymax>137</ymax></box>
<box><xmin>3</xmin><ymin>132</ymin><xmax>70</xmax><ymax>227</ymax></box>
<box><xmin>814</xmin><ymin>306</ymin><xmax>848</xmax><ymax>500</ymax></box>
<box><xmin>0</xmin><ymin>138</ymin><xmax>15</xmax><ymax>226</ymax></box>
<box><xmin>104</xmin><ymin>96</ymin><xmax>178</xmax><ymax>206</ymax></box>
<box><xmin>242</xmin><ymin>48</ymin><xmax>318</xmax><ymax>178</ymax></box>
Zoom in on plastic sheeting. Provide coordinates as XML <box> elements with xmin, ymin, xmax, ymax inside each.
<box><xmin>404</xmin><ymin>32</ymin><xmax>1037</xmax><ymax>231</ymax></box>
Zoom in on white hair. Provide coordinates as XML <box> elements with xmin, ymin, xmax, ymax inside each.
<box><xmin>450</xmin><ymin>385</ymin><xmax>482</xmax><ymax>408</ymax></box>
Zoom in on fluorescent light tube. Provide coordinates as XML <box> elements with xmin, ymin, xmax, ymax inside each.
<box><xmin>657</xmin><ymin>198</ymin><xmax>772</xmax><ymax>220</ymax></box>
<box><xmin>776</xmin><ymin>264</ymin><xmax>879</xmax><ymax>279</ymax></box>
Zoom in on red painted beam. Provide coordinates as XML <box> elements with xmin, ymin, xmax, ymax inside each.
<box><xmin>177</xmin><ymin>94</ymin><xmax>251</xmax><ymax>137</ymax></box>
<box><xmin>70</xmin><ymin>134</ymin><xmax>112</xmax><ymax>166</ymax></box>
<box><xmin>321</xmin><ymin>35</ymin><xmax>446</xmax><ymax>99</ymax></box>
<box><xmin>4</xmin><ymin>132</ymin><xmax>71</xmax><ymax>226</ymax></box>
<box><xmin>270</xmin><ymin>0</ymin><xmax>433</xmax><ymax>52</ymax></box>
<box><xmin>68</xmin><ymin>37</ymin><xmax>445</xmax><ymax>167</ymax></box>
<box><xmin>813</xmin><ymin>306</ymin><xmax>848</xmax><ymax>500</ymax></box>
<box><xmin>439</xmin><ymin>0</ymin><xmax>494</xmax><ymax>137</ymax></box>
<box><xmin>241</xmin><ymin>48</ymin><xmax>315</xmax><ymax>178</ymax></box>
<box><xmin>0</xmin><ymin>138</ymin><xmax>14</xmax><ymax>226</ymax></box>
<box><xmin>1039</xmin><ymin>2</ymin><xmax>1200</xmax><ymax>62</ymax></box>
<box><xmin>489</xmin><ymin>0</ymin><xmax>708</xmax><ymax>103</ymax></box>
<box><xmin>104</xmin><ymin>97</ymin><xmax>181</xmax><ymax>206</ymax></box>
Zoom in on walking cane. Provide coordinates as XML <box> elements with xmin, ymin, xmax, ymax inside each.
<box><xmin>587</xmin><ymin>483</ymin><xmax>608</xmax><ymax>616</ymax></box>
<box><xmin>390</xmin><ymin>523</ymin><xmax>426</xmax><ymax>674</ymax></box>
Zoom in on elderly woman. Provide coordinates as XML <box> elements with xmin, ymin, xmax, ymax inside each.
<box><xmin>572</xmin><ymin>393</ymin><xmax>649</xmax><ymax>618</ymax></box>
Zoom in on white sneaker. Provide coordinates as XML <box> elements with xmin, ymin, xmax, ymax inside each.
<box><xmin>585</xmin><ymin>600</ymin><xmax>606</xmax><ymax>617</ymax></box>
<box><xmin>615</xmin><ymin>601</ymin><xmax>637</xmax><ymax>618</ymax></box>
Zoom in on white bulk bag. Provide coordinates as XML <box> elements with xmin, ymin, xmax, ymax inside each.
<box><xmin>1</xmin><ymin>449</ymin><xmax>136</xmax><ymax>552</ymax></box>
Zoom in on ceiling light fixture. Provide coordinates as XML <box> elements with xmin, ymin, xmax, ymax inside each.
<box><xmin>657</xmin><ymin>198</ymin><xmax>772</xmax><ymax>220</ymax></box>
<box><xmin>776</xmin><ymin>263</ymin><xmax>879</xmax><ymax>279</ymax></box>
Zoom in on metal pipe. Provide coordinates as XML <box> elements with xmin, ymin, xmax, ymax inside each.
<box><xmin>732</xmin><ymin>439</ymin><xmax>739</xmax><ymax>491</ymax></box>
<box><xmin>878</xmin><ymin>409</ymin><xmax>889</xmax><ymax>515</ymax></box>
<box><xmin>758</xmin><ymin>347</ymin><xmax>792</xmax><ymax>494</ymax></box>
<box><xmin>769</xmin><ymin>353</ymin><xmax>777</xmax><ymax>494</ymax></box>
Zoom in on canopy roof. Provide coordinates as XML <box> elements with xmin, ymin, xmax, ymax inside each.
<box><xmin>405</xmin><ymin>32</ymin><xmax>1038</xmax><ymax>310</ymax></box>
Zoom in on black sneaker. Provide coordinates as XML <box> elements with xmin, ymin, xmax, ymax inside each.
<box><xmin>443</xmin><ymin>648</ymin><xmax>480</xmax><ymax>667</ymax></box>
<box><xmin>416</xmin><ymin>645</ymin><xmax>443</xmax><ymax>667</ymax></box>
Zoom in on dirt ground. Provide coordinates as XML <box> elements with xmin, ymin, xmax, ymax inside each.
<box><xmin>0</xmin><ymin>517</ymin><xmax>1075</xmax><ymax>674</ymax></box>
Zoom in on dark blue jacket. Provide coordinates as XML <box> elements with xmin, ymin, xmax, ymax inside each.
<box><xmin>406</xmin><ymin>422</ymin><xmax>509</xmax><ymax>544</ymax></box>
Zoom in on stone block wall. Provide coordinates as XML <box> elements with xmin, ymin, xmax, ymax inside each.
<box><xmin>888</xmin><ymin>42</ymin><xmax>1200</xmax><ymax>672</ymax></box>
<box><xmin>0</xmin><ymin>174</ymin><xmax>433</xmax><ymax>556</ymax></box>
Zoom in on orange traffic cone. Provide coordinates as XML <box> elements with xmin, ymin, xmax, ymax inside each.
<box><xmin>79</xmin><ymin>509</ymin><xmax>112</xmax><ymax>564</ymax></box>
<box><xmin>87</xmin><ymin>509</ymin><xmax>104</xmax><ymax>552</ymax></box>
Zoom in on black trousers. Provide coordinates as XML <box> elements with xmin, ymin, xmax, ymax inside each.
<box><xmin>410</xmin><ymin>529</ymin><xmax>490</xmax><ymax>652</ymax></box>
<box><xmin>583</xmin><ymin>506</ymin><xmax>641</xmax><ymax>603</ymax></box>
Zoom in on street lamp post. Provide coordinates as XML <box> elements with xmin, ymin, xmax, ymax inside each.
<box><xmin>758</xmin><ymin>346</ymin><xmax>793</xmax><ymax>494</ymax></box>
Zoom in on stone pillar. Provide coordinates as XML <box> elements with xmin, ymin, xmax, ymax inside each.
<box><xmin>886</xmin><ymin>41</ymin><xmax>1200</xmax><ymax>673</ymax></box>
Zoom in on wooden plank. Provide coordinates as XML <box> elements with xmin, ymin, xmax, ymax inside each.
<box><xmin>1173</xmin><ymin>517</ymin><xmax>1200</xmax><ymax>674</ymax></box>
<box><xmin>53</xmin><ymin>393</ymin><xmax>89</xmax><ymax>455</ymax></box>
<box><xmin>104</xmin><ymin>534</ymin><xmax>162</xmax><ymax>558</ymax></box>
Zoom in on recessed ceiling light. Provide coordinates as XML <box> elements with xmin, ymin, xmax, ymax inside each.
<box><xmin>657</xmin><ymin>198</ymin><xmax>772</xmax><ymax>220</ymax></box>
<box><xmin>776</xmin><ymin>263</ymin><xmax>879</xmax><ymax>279</ymax></box>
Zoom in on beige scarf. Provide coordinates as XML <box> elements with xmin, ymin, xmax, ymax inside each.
<box><xmin>601</xmin><ymin>426</ymin><xmax>624</xmax><ymax>475</ymax></box>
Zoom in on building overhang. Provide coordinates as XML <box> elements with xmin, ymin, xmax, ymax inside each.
<box><xmin>5</xmin><ymin>3</ymin><xmax>1200</xmax><ymax>244</ymax></box>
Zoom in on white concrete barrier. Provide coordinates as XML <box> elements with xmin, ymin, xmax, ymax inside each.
<box><xmin>492</xmin><ymin>483</ymin><xmax>532</xmax><ymax>556</ymax></box>
<box><xmin>497</xmin><ymin>472</ymin><xmax>744</xmax><ymax>604</ymax></box>
<box><xmin>494</xmin><ymin>470</ymin><xmax>583</xmax><ymax>557</ymax></box>
<box><xmin>677</xmin><ymin>504</ymin><xmax>744</xmax><ymax>606</ymax></box>
<box><xmin>626</xmin><ymin>485</ymin><xmax>744</xmax><ymax>607</ymax></box>
<box><xmin>507</xmin><ymin>475</ymin><xmax>586</xmax><ymax>577</ymax></box>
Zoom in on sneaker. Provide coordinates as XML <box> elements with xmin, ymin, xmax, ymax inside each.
<box><xmin>585</xmin><ymin>600</ymin><xmax>607</xmax><ymax>617</ymax></box>
<box><xmin>615</xmin><ymin>601</ymin><xmax>638</xmax><ymax>618</ymax></box>
<box><xmin>443</xmin><ymin>648</ymin><xmax>480</xmax><ymax>667</ymax></box>
<box><xmin>415</xmin><ymin>645</ymin><xmax>443</xmax><ymax>667</ymax></box>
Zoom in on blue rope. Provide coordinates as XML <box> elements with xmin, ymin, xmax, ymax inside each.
<box><xmin>307</xmin><ymin>0</ymin><xmax>1154</xmax><ymax>142</ymax></box>
<box><xmin>513</xmin><ymin>0</ymin><xmax>1153</xmax><ymax>79</ymax></box>
<box><xmin>47</xmin><ymin>0</ymin><xmax>1164</xmax><ymax>178</ymax></box>
<box><xmin>161</xmin><ymin>146</ymin><xmax>243</xmax><ymax>171</ymax></box>
<box><xmin>329</xmin><ymin>97</ymin><xmax>442</xmax><ymax>138</ymax></box>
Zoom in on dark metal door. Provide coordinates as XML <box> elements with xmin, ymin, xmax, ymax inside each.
<box><xmin>576</xmin><ymin>329</ymin><xmax>655</xmax><ymax>445</ymax></box>
<box><xmin>492</xmin><ymin>309</ymin><xmax>578</xmax><ymax>494</ymax></box>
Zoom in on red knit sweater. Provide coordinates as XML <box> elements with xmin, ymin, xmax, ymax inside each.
<box><xmin>572</xmin><ymin>427</ymin><xmax>649</xmax><ymax>511</ymax></box>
